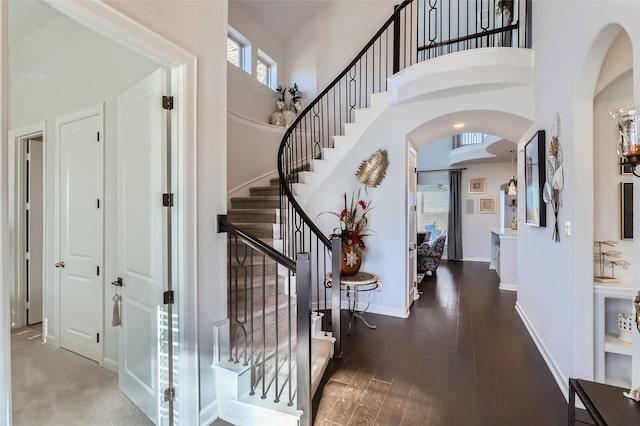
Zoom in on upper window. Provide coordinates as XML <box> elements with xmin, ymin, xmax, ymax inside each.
<box><xmin>227</xmin><ymin>36</ymin><xmax>241</xmax><ymax>67</ymax></box>
<box><xmin>257</xmin><ymin>49</ymin><xmax>277</xmax><ymax>90</ymax></box>
<box><xmin>227</xmin><ymin>26</ymin><xmax>251</xmax><ymax>74</ymax></box>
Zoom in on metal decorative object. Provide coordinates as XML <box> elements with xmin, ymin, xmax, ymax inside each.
<box><xmin>635</xmin><ymin>291</ymin><xmax>640</xmax><ymax>333</ymax></box>
<box><xmin>593</xmin><ymin>240</ymin><xmax>630</xmax><ymax>282</ymax></box>
<box><xmin>543</xmin><ymin>114</ymin><xmax>563</xmax><ymax>242</ymax></box>
<box><xmin>356</xmin><ymin>149</ymin><xmax>389</xmax><ymax>188</ymax></box>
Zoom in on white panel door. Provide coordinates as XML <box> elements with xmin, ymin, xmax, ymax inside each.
<box><xmin>27</xmin><ymin>139</ymin><xmax>44</xmax><ymax>325</ymax></box>
<box><xmin>407</xmin><ymin>145</ymin><xmax>418</xmax><ymax>303</ymax></box>
<box><xmin>117</xmin><ymin>68</ymin><xmax>167</xmax><ymax>424</ymax></box>
<box><xmin>59</xmin><ymin>110</ymin><xmax>103</xmax><ymax>362</ymax></box>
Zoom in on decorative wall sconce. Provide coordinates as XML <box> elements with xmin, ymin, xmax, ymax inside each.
<box><xmin>611</xmin><ymin>104</ymin><xmax>640</xmax><ymax>177</ymax></box>
<box><xmin>506</xmin><ymin>149</ymin><xmax>517</xmax><ymax>195</ymax></box>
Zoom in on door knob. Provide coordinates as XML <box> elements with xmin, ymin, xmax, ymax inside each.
<box><xmin>54</xmin><ymin>261</ymin><xmax>65</xmax><ymax>268</ymax></box>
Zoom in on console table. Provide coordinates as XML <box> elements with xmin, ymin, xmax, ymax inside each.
<box><xmin>325</xmin><ymin>271</ymin><xmax>380</xmax><ymax>335</ymax></box>
<box><xmin>568</xmin><ymin>378</ymin><xmax>640</xmax><ymax>425</ymax></box>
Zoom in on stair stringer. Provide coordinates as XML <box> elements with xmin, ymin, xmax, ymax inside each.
<box><xmin>212</xmin><ymin>334</ymin><xmax>335</xmax><ymax>426</ymax></box>
<box><xmin>292</xmin><ymin>91</ymin><xmax>393</xmax><ymax>207</ymax></box>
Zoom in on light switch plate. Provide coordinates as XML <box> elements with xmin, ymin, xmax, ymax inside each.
<box><xmin>565</xmin><ymin>221</ymin><xmax>572</xmax><ymax>237</ymax></box>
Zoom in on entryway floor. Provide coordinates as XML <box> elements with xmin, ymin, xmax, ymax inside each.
<box><xmin>312</xmin><ymin>260</ymin><xmax>587</xmax><ymax>425</ymax></box>
<box><xmin>11</xmin><ymin>324</ymin><xmax>151</xmax><ymax>425</ymax></box>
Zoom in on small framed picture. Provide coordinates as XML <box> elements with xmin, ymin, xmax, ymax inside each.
<box><xmin>468</xmin><ymin>177</ymin><xmax>486</xmax><ymax>193</ymax></box>
<box><xmin>620</xmin><ymin>164</ymin><xmax>634</xmax><ymax>175</ymax></box>
<box><xmin>620</xmin><ymin>182</ymin><xmax>633</xmax><ymax>239</ymax></box>
<box><xmin>478</xmin><ymin>197</ymin><xmax>496</xmax><ymax>214</ymax></box>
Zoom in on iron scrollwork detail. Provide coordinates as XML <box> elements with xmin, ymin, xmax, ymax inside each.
<box><xmin>635</xmin><ymin>291</ymin><xmax>640</xmax><ymax>333</ymax></box>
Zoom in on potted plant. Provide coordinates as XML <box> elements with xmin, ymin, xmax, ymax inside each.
<box><xmin>269</xmin><ymin>83</ymin><xmax>302</xmax><ymax>127</ymax></box>
<box><xmin>321</xmin><ymin>190</ymin><xmax>373</xmax><ymax>276</ymax></box>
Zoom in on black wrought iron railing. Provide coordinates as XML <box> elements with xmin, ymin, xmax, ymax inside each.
<box><xmin>221</xmin><ymin>0</ymin><xmax>532</xmax><ymax>422</ymax></box>
<box><xmin>218</xmin><ymin>216</ymin><xmax>341</xmax><ymax>425</ymax></box>
<box><xmin>276</xmin><ymin>0</ymin><xmax>531</xmax><ymax>333</ymax></box>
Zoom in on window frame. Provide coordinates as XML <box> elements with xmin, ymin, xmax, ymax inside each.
<box><xmin>227</xmin><ymin>26</ymin><xmax>251</xmax><ymax>74</ymax></box>
<box><xmin>256</xmin><ymin>49</ymin><xmax>277</xmax><ymax>90</ymax></box>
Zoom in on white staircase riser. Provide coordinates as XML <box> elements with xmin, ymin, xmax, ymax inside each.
<box><xmin>293</xmin><ymin>92</ymin><xmax>392</xmax><ymax>207</ymax></box>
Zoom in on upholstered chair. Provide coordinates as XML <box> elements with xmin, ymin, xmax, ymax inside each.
<box><xmin>417</xmin><ymin>235</ymin><xmax>447</xmax><ymax>274</ymax></box>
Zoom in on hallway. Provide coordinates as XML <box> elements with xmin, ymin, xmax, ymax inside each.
<box><xmin>313</xmin><ymin>261</ymin><xmax>571</xmax><ymax>425</ymax></box>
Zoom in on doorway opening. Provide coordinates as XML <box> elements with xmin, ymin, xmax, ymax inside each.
<box><xmin>4</xmin><ymin>0</ymin><xmax>197</xmax><ymax>423</ymax></box>
<box><xmin>9</xmin><ymin>128</ymin><xmax>45</xmax><ymax>330</ymax></box>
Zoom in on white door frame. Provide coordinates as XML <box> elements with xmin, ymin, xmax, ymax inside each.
<box><xmin>407</xmin><ymin>143</ymin><xmax>418</xmax><ymax>305</ymax></box>
<box><xmin>0</xmin><ymin>2</ymin><xmax>199</xmax><ymax>425</ymax></box>
<box><xmin>8</xmin><ymin>123</ymin><xmax>47</xmax><ymax>330</ymax></box>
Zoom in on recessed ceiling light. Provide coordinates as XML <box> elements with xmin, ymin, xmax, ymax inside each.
<box><xmin>453</xmin><ymin>122</ymin><xmax>465</xmax><ymax>129</ymax></box>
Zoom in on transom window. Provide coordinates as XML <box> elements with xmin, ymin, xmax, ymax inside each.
<box><xmin>227</xmin><ymin>26</ymin><xmax>251</xmax><ymax>74</ymax></box>
<box><xmin>256</xmin><ymin>49</ymin><xmax>277</xmax><ymax>90</ymax></box>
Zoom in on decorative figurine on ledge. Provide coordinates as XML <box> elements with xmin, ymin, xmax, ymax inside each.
<box><xmin>593</xmin><ymin>240</ymin><xmax>630</xmax><ymax>282</ymax></box>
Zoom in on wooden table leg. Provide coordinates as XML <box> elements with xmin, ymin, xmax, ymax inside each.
<box><xmin>568</xmin><ymin>378</ymin><xmax>576</xmax><ymax>426</ymax></box>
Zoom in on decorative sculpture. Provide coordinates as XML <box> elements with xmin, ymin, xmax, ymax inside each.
<box><xmin>593</xmin><ymin>240</ymin><xmax>630</xmax><ymax>281</ymax></box>
<box><xmin>543</xmin><ymin>114</ymin><xmax>563</xmax><ymax>242</ymax></box>
<box><xmin>356</xmin><ymin>149</ymin><xmax>389</xmax><ymax>189</ymax></box>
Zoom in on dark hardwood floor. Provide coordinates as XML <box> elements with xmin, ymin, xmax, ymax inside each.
<box><xmin>312</xmin><ymin>260</ymin><xmax>573</xmax><ymax>426</ymax></box>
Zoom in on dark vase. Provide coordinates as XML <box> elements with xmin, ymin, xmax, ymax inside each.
<box><xmin>341</xmin><ymin>243</ymin><xmax>362</xmax><ymax>276</ymax></box>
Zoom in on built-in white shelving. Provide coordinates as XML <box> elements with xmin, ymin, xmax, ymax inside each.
<box><xmin>594</xmin><ymin>280</ymin><xmax>634</xmax><ymax>388</ymax></box>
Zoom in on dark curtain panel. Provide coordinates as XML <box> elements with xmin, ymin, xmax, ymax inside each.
<box><xmin>448</xmin><ymin>170</ymin><xmax>463</xmax><ymax>261</ymax></box>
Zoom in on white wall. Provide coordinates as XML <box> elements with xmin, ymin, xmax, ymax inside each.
<box><xmin>9</xmin><ymin>10</ymin><xmax>159</xmax><ymax>368</ymax></box>
<box><xmin>302</xmin><ymin>56</ymin><xmax>534</xmax><ymax>317</ymax></box>
<box><xmin>286</xmin><ymin>0</ymin><xmax>396</xmax><ymax>100</ymax></box>
<box><xmin>416</xmin><ymin>136</ymin><xmax>450</xmax><ymax>171</ymax></box>
<box><xmin>594</xmin><ymin>71</ymin><xmax>633</xmax><ymax>282</ymax></box>
<box><xmin>515</xmin><ymin>0</ymin><xmax>640</xmax><ymax>393</ymax></box>
<box><xmin>102</xmin><ymin>0</ymin><xmax>230</xmax><ymax>421</ymax></box>
<box><xmin>228</xmin><ymin>0</ymin><xmax>286</xmax><ymax>123</ymax></box>
<box><xmin>227</xmin><ymin>111</ymin><xmax>285</xmax><ymax>195</ymax></box>
<box><xmin>461</xmin><ymin>162</ymin><xmax>512</xmax><ymax>261</ymax></box>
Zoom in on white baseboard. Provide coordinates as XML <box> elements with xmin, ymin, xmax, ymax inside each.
<box><xmin>463</xmin><ymin>257</ymin><xmax>491</xmax><ymax>263</ymax></box>
<box><xmin>359</xmin><ymin>302</ymin><xmax>409</xmax><ymax>318</ymax></box>
<box><xmin>103</xmin><ymin>356</ymin><xmax>118</xmax><ymax>373</ymax></box>
<box><xmin>499</xmin><ymin>283</ymin><xmax>517</xmax><ymax>291</ymax></box>
<box><xmin>200</xmin><ymin>400</ymin><xmax>219</xmax><ymax>426</ymax></box>
<box><xmin>515</xmin><ymin>301</ymin><xmax>569</xmax><ymax>400</ymax></box>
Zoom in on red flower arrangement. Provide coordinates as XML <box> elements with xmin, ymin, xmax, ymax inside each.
<box><xmin>322</xmin><ymin>190</ymin><xmax>373</xmax><ymax>251</ymax></box>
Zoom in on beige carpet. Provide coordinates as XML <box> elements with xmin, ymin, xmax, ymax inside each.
<box><xmin>11</xmin><ymin>325</ymin><xmax>152</xmax><ymax>426</ymax></box>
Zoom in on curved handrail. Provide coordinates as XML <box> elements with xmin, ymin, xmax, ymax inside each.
<box><xmin>277</xmin><ymin>0</ymin><xmax>415</xmax><ymax>254</ymax></box>
<box><xmin>276</xmin><ymin>0</ymin><xmax>525</xmax><ymax>262</ymax></box>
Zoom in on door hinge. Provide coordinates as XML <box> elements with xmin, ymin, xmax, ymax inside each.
<box><xmin>97</xmin><ymin>131</ymin><xmax>100</xmax><ymax>142</ymax></box>
<box><xmin>25</xmin><ymin>301</ymin><xmax>31</xmax><ymax>309</ymax></box>
<box><xmin>96</xmin><ymin>333</ymin><xmax>100</xmax><ymax>343</ymax></box>
<box><xmin>164</xmin><ymin>290</ymin><xmax>174</xmax><ymax>305</ymax></box>
<box><xmin>97</xmin><ymin>266</ymin><xmax>100</xmax><ymax>276</ymax></box>
<box><xmin>162</xmin><ymin>193</ymin><xmax>174</xmax><ymax>207</ymax></box>
<box><xmin>162</xmin><ymin>96</ymin><xmax>174</xmax><ymax>110</ymax></box>
<box><xmin>163</xmin><ymin>387</ymin><xmax>175</xmax><ymax>402</ymax></box>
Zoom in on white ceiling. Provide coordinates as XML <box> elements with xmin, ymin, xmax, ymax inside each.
<box><xmin>8</xmin><ymin>1</ymin><xmax>59</xmax><ymax>44</ymax></box>
<box><xmin>234</xmin><ymin>0</ymin><xmax>333</xmax><ymax>42</ymax></box>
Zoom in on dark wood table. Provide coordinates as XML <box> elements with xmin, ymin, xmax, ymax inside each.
<box><xmin>568</xmin><ymin>378</ymin><xmax>640</xmax><ymax>425</ymax></box>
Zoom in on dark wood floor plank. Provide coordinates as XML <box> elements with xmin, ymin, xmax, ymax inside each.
<box><xmin>347</xmin><ymin>378</ymin><xmax>390</xmax><ymax>426</ymax></box>
<box><xmin>325</xmin><ymin>364</ymin><xmax>375</xmax><ymax>424</ymax></box>
<box><xmin>314</xmin><ymin>261</ymin><xmax>568</xmax><ymax>426</ymax></box>
<box><xmin>314</xmin><ymin>380</ymin><xmax>349</xmax><ymax>425</ymax></box>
